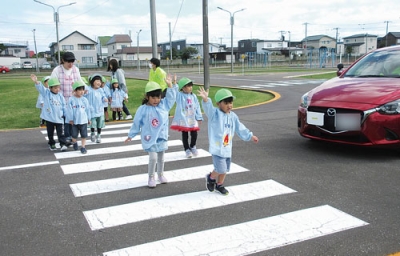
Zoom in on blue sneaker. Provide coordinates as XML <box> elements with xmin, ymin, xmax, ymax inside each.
<box><xmin>80</xmin><ymin>147</ymin><xmax>87</xmax><ymax>154</ymax></box>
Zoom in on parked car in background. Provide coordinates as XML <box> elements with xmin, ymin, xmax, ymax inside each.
<box><xmin>0</xmin><ymin>65</ymin><xmax>10</xmax><ymax>73</ymax></box>
<box><xmin>12</xmin><ymin>62</ymin><xmax>21</xmax><ymax>69</ymax></box>
<box><xmin>298</xmin><ymin>45</ymin><xmax>400</xmax><ymax>147</ymax></box>
<box><xmin>42</xmin><ymin>62</ymin><xmax>51</xmax><ymax>69</ymax></box>
<box><xmin>23</xmin><ymin>61</ymin><xmax>33</xmax><ymax>69</ymax></box>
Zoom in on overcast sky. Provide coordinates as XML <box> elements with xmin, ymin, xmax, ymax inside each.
<box><xmin>2</xmin><ymin>0</ymin><xmax>400</xmax><ymax>53</ymax></box>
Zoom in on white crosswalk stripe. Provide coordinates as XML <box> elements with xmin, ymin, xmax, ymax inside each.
<box><xmin>37</xmin><ymin>123</ymin><xmax>368</xmax><ymax>255</ymax></box>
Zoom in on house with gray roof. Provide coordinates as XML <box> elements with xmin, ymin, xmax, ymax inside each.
<box><xmin>380</xmin><ymin>32</ymin><xmax>400</xmax><ymax>48</ymax></box>
<box><xmin>343</xmin><ymin>34</ymin><xmax>377</xmax><ymax>55</ymax></box>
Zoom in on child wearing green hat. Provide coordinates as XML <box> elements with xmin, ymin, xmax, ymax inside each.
<box><xmin>197</xmin><ymin>87</ymin><xmax>259</xmax><ymax>195</ymax></box>
<box><xmin>66</xmin><ymin>80</ymin><xmax>91</xmax><ymax>154</ymax></box>
<box><xmin>36</xmin><ymin>76</ymin><xmax>51</xmax><ymax>128</ymax></box>
<box><xmin>170</xmin><ymin>77</ymin><xmax>203</xmax><ymax>158</ymax></box>
<box><xmin>125</xmin><ymin>74</ymin><xmax>177</xmax><ymax>188</ymax></box>
<box><xmin>30</xmin><ymin>74</ymin><xmax>68</xmax><ymax>151</ymax></box>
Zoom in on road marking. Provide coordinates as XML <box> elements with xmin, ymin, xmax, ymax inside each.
<box><xmin>0</xmin><ymin>161</ymin><xmax>59</xmax><ymax>171</ymax></box>
<box><xmin>103</xmin><ymin>205</ymin><xmax>368</xmax><ymax>256</ymax></box>
<box><xmin>61</xmin><ymin>149</ymin><xmax>211</xmax><ymax>175</ymax></box>
<box><xmin>84</xmin><ymin>179</ymin><xmax>296</xmax><ymax>230</ymax></box>
<box><xmin>54</xmin><ymin>140</ymin><xmax>182</xmax><ymax>159</ymax></box>
<box><xmin>70</xmin><ymin>163</ymin><xmax>249</xmax><ymax>197</ymax></box>
<box><xmin>48</xmin><ymin>137</ymin><xmax>138</xmax><ymax>148</ymax></box>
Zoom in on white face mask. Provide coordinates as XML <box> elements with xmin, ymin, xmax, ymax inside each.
<box><xmin>148</xmin><ymin>63</ymin><xmax>153</xmax><ymax>69</ymax></box>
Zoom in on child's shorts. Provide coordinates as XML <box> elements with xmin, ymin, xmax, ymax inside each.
<box><xmin>212</xmin><ymin>155</ymin><xmax>231</xmax><ymax>174</ymax></box>
<box><xmin>72</xmin><ymin>124</ymin><xmax>88</xmax><ymax>139</ymax></box>
<box><xmin>90</xmin><ymin>116</ymin><xmax>105</xmax><ymax>129</ymax></box>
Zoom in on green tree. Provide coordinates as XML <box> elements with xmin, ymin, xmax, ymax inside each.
<box><xmin>164</xmin><ymin>48</ymin><xmax>179</xmax><ymax>60</ymax></box>
<box><xmin>180</xmin><ymin>47</ymin><xmax>198</xmax><ymax>60</ymax></box>
<box><xmin>0</xmin><ymin>44</ymin><xmax>5</xmax><ymax>54</ymax></box>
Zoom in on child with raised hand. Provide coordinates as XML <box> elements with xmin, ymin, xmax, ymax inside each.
<box><xmin>170</xmin><ymin>77</ymin><xmax>203</xmax><ymax>158</ymax></box>
<box><xmin>109</xmin><ymin>78</ymin><xmax>127</xmax><ymax>121</ymax></box>
<box><xmin>66</xmin><ymin>80</ymin><xmax>91</xmax><ymax>154</ymax></box>
<box><xmin>125</xmin><ymin>74</ymin><xmax>177</xmax><ymax>188</ymax></box>
<box><xmin>36</xmin><ymin>76</ymin><xmax>51</xmax><ymax>128</ymax></box>
<box><xmin>30</xmin><ymin>74</ymin><xmax>68</xmax><ymax>151</ymax></box>
<box><xmin>85</xmin><ymin>73</ymin><xmax>108</xmax><ymax>143</ymax></box>
<box><xmin>197</xmin><ymin>87</ymin><xmax>259</xmax><ymax>195</ymax></box>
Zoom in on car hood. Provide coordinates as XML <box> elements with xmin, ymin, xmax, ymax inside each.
<box><xmin>309</xmin><ymin>77</ymin><xmax>400</xmax><ymax>108</ymax></box>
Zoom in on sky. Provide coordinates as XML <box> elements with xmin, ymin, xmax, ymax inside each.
<box><xmin>1</xmin><ymin>0</ymin><xmax>400</xmax><ymax>53</ymax></box>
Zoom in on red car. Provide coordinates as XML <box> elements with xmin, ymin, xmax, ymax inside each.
<box><xmin>0</xmin><ymin>65</ymin><xmax>10</xmax><ymax>73</ymax></box>
<box><xmin>298</xmin><ymin>45</ymin><xmax>400</xmax><ymax>147</ymax></box>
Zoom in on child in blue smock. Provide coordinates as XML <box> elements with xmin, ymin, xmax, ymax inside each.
<box><xmin>110</xmin><ymin>78</ymin><xmax>127</xmax><ymax>121</ymax></box>
<box><xmin>197</xmin><ymin>87</ymin><xmax>259</xmax><ymax>195</ymax></box>
<box><xmin>170</xmin><ymin>77</ymin><xmax>203</xmax><ymax>158</ymax></box>
<box><xmin>125</xmin><ymin>75</ymin><xmax>177</xmax><ymax>188</ymax></box>
<box><xmin>85</xmin><ymin>73</ymin><xmax>108</xmax><ymax>143</ymax></box>
<box><xmin>37</xmin><ymin>76</ymin><xmax>51</xmax><ymax>128</ymax></box>
<box><xmin>31</xmin><ymin>74</ymin><xmax>67</xmax><ymax>151</ymax></box>
<box><xmin>100</xmin><ymin>76</ymin><xmax>111</xmax><ymax>122</ymax></box>
<box><xmin>66</xmin><ymin>80</ymin><xmax>91</xmax><ymax>154</ymax></box>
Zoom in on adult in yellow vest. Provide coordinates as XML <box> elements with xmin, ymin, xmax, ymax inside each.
<box><xmin>148</xmin><ymin>58</ymin><xmax>167</xmax><ymax>97</ymax></box>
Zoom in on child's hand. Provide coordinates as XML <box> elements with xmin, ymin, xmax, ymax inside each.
<box><xmin>125</xmin><ymin>137</ymin><xmax>132</xmax><ymax>143</ymax></box>
<box><xmin>104</xmin><ymin>98</ymin><xmax>108</xmax><ymax>103</ymax></box>
<box><xmin>165</xmin><ymin>73</ymin><xmax>174</xmax><ymax>88</ymax></box>
<box><xmin>69</xmin><ymin>121</ymin><xmax>74</xmax><ymax>125</ymax></box>
<box><xmin>197</xmin><ymin>87</ymin><xmax>209</xmax><ymax>102</ymax></box>
<box><xmin>88</xmin><ymin>120</ymin><xmax>91</xmax><ymax>125</ymax></box>
<box><xmin>173</xmin><ymin>74</ymin><xmax>177</xmax><ymax>85</ymax></box>
<box><xmin>252</xmin><ymin>135</ymin><xmax>259</xmax><ymax>143</ymax></box>
<box><xmin>30</xmin><ymin>74</ymin><xmax>39</xmax><ymax>84</ymax></box>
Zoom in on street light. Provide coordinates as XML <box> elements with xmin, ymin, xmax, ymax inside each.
<box><xmin>137</xmin><ymin>29</ymin><xmax>142</xmax><ymax>70</ymax></box>
<box><xmin>217</xmin><ymin>7</ymin><xmax>245</xmax><ymax>73</ymax></box>
<box><xmin>33</xmin><ymin>0</ymin><xmax>76</xmax><ymax>65</ymax></box>
<box><xmin>32</xmin><ymin>29</ymin><xmax>39</xmax><ymax>73</ymax></box>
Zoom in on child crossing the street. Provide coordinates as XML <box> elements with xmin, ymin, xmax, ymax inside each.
<box><xmin>124</xmin><ymin>75</ymin><xmax>177</xmax><ymax>188</ymax></box>
<box><xmin>66</xmin><ymin>80</ymin><xmax>91</xmax><ymax>154</ymax></box>
<box><xmin>31</xmin><ymin>74</ymin><xmax>68</xmax><ymax>151</ymax></box>
<box><xmin>170</xmin><ymin>77</ymin><xmax>203</xmax><ymax>158</ymax></box>
<box><xmin>36</xmin><ymin>76</ymin><xmax>51</xmax><ymax>127</ymax></box>
<box><xmin>197</xmin><ymin>87</ymin><xmax>259</xmax><ymax>195</ymax></box>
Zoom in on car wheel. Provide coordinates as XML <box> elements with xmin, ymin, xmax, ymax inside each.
<box><xmin>1</xmin><ymin>70</ymin><xmax>5</xmax><ymax>74</ymax></box>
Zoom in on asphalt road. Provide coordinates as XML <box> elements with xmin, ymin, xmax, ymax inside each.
<box><xmin>1</xmin><ymin>70</ymin><xmax>400</xmax><ymax>256</ymax></box>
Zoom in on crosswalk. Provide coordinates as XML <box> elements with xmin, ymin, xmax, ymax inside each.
<box><xmin>238</xmin><ymin>79</ymin><xmax>327</xmax><ymax>89</ymax></box>
<box><xmin>40</xmin><ymin>122</ymin><xmax>368</xmax><ymax>255</ymax></box>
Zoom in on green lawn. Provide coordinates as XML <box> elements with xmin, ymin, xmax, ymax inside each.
<box><xmin>0</xmin><ymin>75</ymin><xmax>274</xmax><ymax>130</ymax></box>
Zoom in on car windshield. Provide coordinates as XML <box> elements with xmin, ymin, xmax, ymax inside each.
<box><xmin>344</xmin><ymin>50</ymin><xmax>400</xmax><ymax>78</ymax></box>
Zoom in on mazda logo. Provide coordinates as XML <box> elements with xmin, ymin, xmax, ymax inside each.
<box><xmin>327</xmin><ymin>108</ymin><xmax>336</xmax><ymax>116</ymax></box>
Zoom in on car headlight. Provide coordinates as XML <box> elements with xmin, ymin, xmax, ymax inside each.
<box><xmin>300</xmin><ymin>92</ymin><xmax>311</xmax><ymax>108</ymax></box>
<box><xmin>378</xmin><ymin>99</ymin><xmax>400</xmax><ymax>114</ymax></box>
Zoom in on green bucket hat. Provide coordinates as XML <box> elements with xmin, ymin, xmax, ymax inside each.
<box><xmin>178</xmin><ymin>77</ymin><xmax>193</xmax><ymax>90</ymax></box>
<box><xmin>48</xmin><ymin>78</ymin><xmax>61</xmax><ymax>87</ymax></box>
<box><xmin>145</xmin><ymin>81</ymin><xmax>162</xmax><ymax>93</ymax></box>
<box><xmin>81</xmin><ymin>77</ymin><xmax>88</xmax><ymax>85</ymax></box>
<box><xmin>111</xmin><ymin>78</ymin><xmax>119</xmax><ymax>84</ymax></box>
<box><xmin>215</xmin><ymin>88</ymin><xmax>235</xmax><ymax>103</ymax></box>
<box><xmin>72</xmin><ymin>80</ymin><xmax>86</xmax><ymax>90</ymax></box>
<box><xmin>41</xmin><ymin>76</ymin><xmax>51</xmax><ymax>83</ymax></box>
<box><xmin>89</xmin><ymin>73</ymin><xmax>103</xmax><ymax>82</ymax></box>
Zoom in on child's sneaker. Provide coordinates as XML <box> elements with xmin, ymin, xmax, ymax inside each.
<box><xmin>125</xmin><ymin>115</ymin><xmax>132</xmax><ymax>120</ymax></box>
<box><xmin>190</xmin><ymin>146</ymin><xmax>199</xmax><ymax>157</ymax></box>
<box><xmin>185</xmin><ymin>149</ymin><xmax>193</xmax><ymax>158</ymax></box>
<box><xmin>96</xmin><ymin>134</ymin><xmax>101</xmax><ymax>143</ymax></box>
<box><xmin>80</xmin><ymin>147</ymin><xmax>87</xmax><ymax>154</ymax></box>
<box><xmin>148</xmin><ymin>176</ymin><xmax>156</xmax><ymax>188</ymax></box>
<box><xmin>90</xmin><ymin>132</ymin><xmax>96</xmax><ymax>142</ymax></box>
<box><xmin>60</xmin><ymin>145</ymin><xmax>68</xmax><ymax>152</ymax></box>
<box><xmin>205</xmin><ymin>173</ymin><xmax>216</xmax><ymax>192</ymax></box>
<box><xmin>115</xmin><ymin>117</ymin><xmax>119</xmax><ymax>121</ymax></box>
<box><xmin>48</xmin><ymin>144</ymin><xmax>56</xmax><ymax>151</ymax></box>
<box><xmin>215</xmin><ymin>184</ymin><xmax>229</xmax><ymax>195</ymax></box>
<box><xmin>158</xmin><ymin>174</ymin><xmax>168</xmax><ymax>184</ymax></box>
<box><xmin>73</xmin><ymin>142</ymin><xmax>78</xmax><ymax>150</ymax></box>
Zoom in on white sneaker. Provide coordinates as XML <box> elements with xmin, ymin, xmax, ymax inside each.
<box><xmin>190</xmin><ymin>146</ymin><xmax>199</xmax><ymax>157</ymax></box>
<box><xmin>60</xmin><ymin>145</ymin><xmax>68</xmax><ymax>152</ymax></box>
<box><xmin>185</xmin><ymin>149</ymin><xmax>193</xmax><ymax>158</ymax></box>
<box><xmin>148</xmin><ymin>176</ymin><xmax>156</xmax><ymax>188</ymax></box>
<box><xmin>125</xmin><ymin>115</ymin><xmax>132</xmax><ymax>120</ymax></box>
<box><xmin>90</xmin><ymin>132</ymin><xmax>96</xmax><ymax>142</ymax></box>
<box><xmin>96</xmin><ymin>134</ymin><xmax>101</xmax><ymax>143</ymax></box>
<box><xmin>158</xmin><ymin>174</ymin><xmax>168</xmax><ymax>184</ymax></box>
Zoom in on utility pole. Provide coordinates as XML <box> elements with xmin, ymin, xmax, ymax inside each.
<box><xmin>303</xmin><ymin>22</ymin><xmax>309</xmax><ymax>67</ymax></box>
<box><xmin>384</xmin><ymin>21</ymin><xmax>391</xmax><ymax>47</ymax></box>
<box><xmin>149</xmin><ymin>0</ymin><xmax>158</xmax><ymax>58</ymax></box>
<box><xmin>32</xmin><ymin>29</ymin><xmax>39</xmax><ymax>73</ymax></box>
<box><xmin>169</xmin><ymin>22</ymin><xmax>172</xmax><ymax>64</ymax></box>
<box><xmin>333</xmin><ymin>27</ymin><xmax>339</xmax><ymax>64</ymax></box>
<box><xmin>202</xmin><ymin>0</ymin><xmax>210</xmax><ymax>90</ymax></box>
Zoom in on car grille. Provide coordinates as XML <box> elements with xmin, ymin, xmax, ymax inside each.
<box><xmin>307</xmin><ymin>107</ymin><xmax>364</xmax><ymax>132</ymax></box>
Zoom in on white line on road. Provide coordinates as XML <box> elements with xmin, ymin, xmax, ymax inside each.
<box><xmin>103</xmin><ymin>205</ymin><xmax>368</xmax><ymax>256</ymax></box>
<box><xmin>61</xmin><ymin>149</ymin><xmax>211</xmax><ymax>175</ymax></box>
<box><xmin>0</xmin><ymin>161</ymin><xmax>59</xmax><ymax>171</ymax></box>
<box><xmin>84</xmin><ymin>179</ymin><xmax>296</xmax><ymax>230</ymax></box>
<box><xmin>70</xmin><ymin>163</ymin><xmax>249</xmax><ymax>197</ymax></box>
